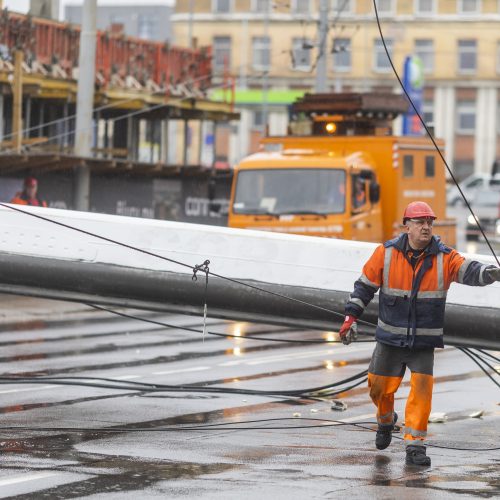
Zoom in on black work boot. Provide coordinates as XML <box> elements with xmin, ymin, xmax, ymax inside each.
<box><xmin>375</xmin><ymin>412</ymin><xmax>398</xmax><ymax>450</ymax></box>
<box><xmin>406</xmin><ymin>445</ymin><xmax>431</xmax><ymax>466</ymax></box>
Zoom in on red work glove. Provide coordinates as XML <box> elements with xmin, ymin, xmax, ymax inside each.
<box><xmin>339</xmin><ymin>315</ymin><xmax>358</xmax><ymax>345</ymax></box>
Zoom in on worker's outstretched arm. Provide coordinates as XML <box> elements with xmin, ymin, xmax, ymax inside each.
<box><xmin>449</xmin><ymin>250</ymin><xmax>498</xmax><ymax>287</ymax></box>
<box><xmin>340</xmin><ymin>245</ymin><xmax>384</xmax><ymax>344</ymax></box>
<box><xmin>345</xmin><ymin>244</ymin><xmax>384</xmax><ymax>317</ymax></box>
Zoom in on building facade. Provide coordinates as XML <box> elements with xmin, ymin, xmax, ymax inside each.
<box><xmin>64</xmin><ymin>1</ymin><xmax>172</xmax><ymax>41</ymax></box>
<box><xmin>173</xmin><ymin>0</ymin><xmax>500</xmax><ymax>179</ymax></box>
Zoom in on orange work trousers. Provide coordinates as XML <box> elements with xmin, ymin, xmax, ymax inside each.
<box><xmin>368</xmin><ymin>342</ymin><xmax>434</xmax><ymax>446</ymax></box>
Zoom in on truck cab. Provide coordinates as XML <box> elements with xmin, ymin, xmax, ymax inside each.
<box><xmin>228</xmin><ymin>93</ymin><xmax>456</xmax><ymax>245</ymax></box>
<box><xmin>231</xmin><ymin>149</ymin><xmax>382</xmax><ymax>241</ymax></box>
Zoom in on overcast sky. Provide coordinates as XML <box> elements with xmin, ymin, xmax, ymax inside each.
<box><xmin>4</xmin><ymin>1</ymin><xmax>175</xmax><ymax>19</ymax></box>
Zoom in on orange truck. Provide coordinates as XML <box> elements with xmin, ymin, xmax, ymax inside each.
<box><xmin>228</xmin><ymin>93</ymin><xmax>456</xmax><ymax>245</ymax></box>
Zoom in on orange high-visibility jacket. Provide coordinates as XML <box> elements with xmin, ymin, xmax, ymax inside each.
<box><xmin>346</xmin><ymin>234</ymin><xmax>495</xmax><ymax>348</ymax></box>
<box><xmin>10</xmin><ymin>192</ymin><xmax>47</xmax><ymax>207</ymax></box>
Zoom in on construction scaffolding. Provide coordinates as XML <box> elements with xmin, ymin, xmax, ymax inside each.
<box><xmin>0</xmin><ymin>8</ymin><xmax>237</xmax><ymax>175</ymax></box>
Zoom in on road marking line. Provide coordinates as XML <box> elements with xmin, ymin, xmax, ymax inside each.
<box><xmin>218</xmin><ymin>344</ymin><xmax>373</xmax><ymax>367</ymax></box>
<box><xmin>114</xmin><ymin>375</ymin><xmax>141</xmax><ymax>380</ymax></box>
<box><xmin>336</xmin><ymin>413</ymin><xmax>374</xmax><ymax>423</ymax></box>
<box><xmin>218</xmin><ymin>360</ymin><xmax>242</xmax><ymax>367</ymax></box>
<box><xmin>242</xmin><ymin>348</ymin><xmax>336</xmax><ymax>366</ymax></box>
<box><xmin>247</xmin><ymin>345</ymin><xmax>372</xmax><ymax>365</ymax></box>
<box><xmin>0</xmin><ymin>385</ymin><xmax>56</xmax><ymax>395</ymax></box>
<box><xmin>152</xmin><ymin>366</ymin><xmax>211</xmax><ymax>376</ymax></box>
<box><xmin>0</xmin><ymin>472</ymin><xmax>60</xmax><ymax>487</ymax></box>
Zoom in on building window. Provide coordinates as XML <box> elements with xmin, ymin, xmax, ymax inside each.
<box><xmin>252</xmin><ymin>36</ymin><xmax>271</xmax><ymax>70</ymax></box>
<box><xmin>332</xmin><ymin>0</ymin><xmax>353</xmax><ymax>15</ymax></box>
<box><xmin>109</xmin><ymin>14</ymin><xmax>125</xmax><ymax>25</ymax></box>
<box><xmin>374</xmin><ymin>0</ymin><xmax>395</xmax><ymax>15</ymax></box>
<box><xmin>456</xmin><ymin>101</ymin><xmax>476</xmax><ymax>134</ymax></box>
<box><xmin>497</xmin><ymin>42</ymin><xmax>500</xmax><ymax>74</ymax></box>
<box><xmin>252</xmin><ymin>0</ymin><xmax>271</xmax><ymax>11</ymax></box>
<box><xmin>291</xmin><ymin>0</ymin><xmax>311</xmax><ymax>15</ymax></box>
<box><xmin>497</xmin><ymin>103</ymin><xmax>500</xmax><ymax>134</ymax></box>
<box><xmin>453</xmin><ymin>161</ymin><xmax>474</xmax><ymax>180</ymax></box>
<box><xmin>403</xmin><ymin>155</ymin><xmax>414</xmax><ymax>178</ymax></box>
<box><xmin>415</xmin><ymin>0</ymin><xmax>435</xmax><ymax>15</ymax></box>
<box><xmin>292</xmin><ymin>38</ymin><xmax>312</xmax><ymax>70</ymax></box>
<box><xmin>415</xmin><ymin>39</ymin><xmax>434</xmax><ymax>73</ymax></box>
<box><xmin>137</xmin><ymin>15</ymin><xmax>156</xmax><ymax>40</ymax></box>
<box><xmin>458</xmin><ymin>0</ymin><xmax>480</xmax><ymax>14</ymax></box>
<box><xmin>374</xmin><ymin>38</ymin><xmax>393</xmax><ymax>72</ymax></box>
<box><xmin>425</xmin><ymin>156</ymin><xmax>435</xmax><ymax>177</ymax></box>
<box><xmin>458</xmin><ymin>40</ymin><xmax>477</xmax><ymax>73</ymax></box>
<box><xmin>252</xmin><ymin>110</ymin><xmax>265</xmax><ymax>129</ymax></box>
<box><xmin>213</xmin><ymin>0</ymin><xmax>232</xmax><ymax>13</ymax></box>
<box><xmin>332</xmin><ymin>38</ymin><xmax>351</xmax><ymax>72</ymax></box>
<box><xmin>213</xmin><ymin>36</ymin><xmax>231</xmax><ymax>72</ymax></box>
<box><xmin>423</xmin><ymin>100</ymin><xmax>434</xmax><ymax>126</ymax></box>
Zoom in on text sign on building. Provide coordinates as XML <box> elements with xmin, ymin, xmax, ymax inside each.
<box><xmin>402</xmin><ymin>55</ymin><xmax>424</xmax><ymax>136</ymax></box>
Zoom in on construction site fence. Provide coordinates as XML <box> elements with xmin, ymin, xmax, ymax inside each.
<box><xmin>0</xmin><ymin>10</ymin><xmax>213</xmax><ymax>94</ymax></box>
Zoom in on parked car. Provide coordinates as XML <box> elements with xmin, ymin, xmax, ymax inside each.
<box><xmin>447</xmin><ymin>173</ymin><xmax>500</xmax><ymax>206</ymax></box>
<box><xmin>465</xmin><ymin>188</ymin><xmax>500</xmax><ymax>241</ymax></box>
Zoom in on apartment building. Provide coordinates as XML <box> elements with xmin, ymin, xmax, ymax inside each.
<box><xmin>173</xmin><ymin>0</ymin><xmax>500</xmax><ymax>179</ymax></box>
<box><xmin>65</xmin><ymin>1</ymin><xmax>172</xmax><ymax>41</ymax></box>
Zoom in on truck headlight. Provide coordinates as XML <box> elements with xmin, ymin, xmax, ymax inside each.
<box><xmin>496</xmin><ymin>221</ymin><xmax>500</xmax><ymax>235</ymax></box>
<box><xmin>467</xmin><ymin>214</ymin><xmax>477</xmax><ymax>225</ymax></box>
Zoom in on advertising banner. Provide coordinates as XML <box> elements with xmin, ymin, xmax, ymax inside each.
<box><xmin>402</xmin><ymin>55</ymin><xmax>424</xmax><ymax>136</ymax></box>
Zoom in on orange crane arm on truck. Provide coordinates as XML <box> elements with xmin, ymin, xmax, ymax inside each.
<box><xmin>228</xmin><ymin>92</ymin><xmax>456</xmax><ymax>246</ymax></box>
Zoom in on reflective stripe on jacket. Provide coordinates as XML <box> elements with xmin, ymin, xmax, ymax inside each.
<box><xmin>345</xmin><ymin>234</ymin><xmax>495</xmax><ymax>349</ymax></box>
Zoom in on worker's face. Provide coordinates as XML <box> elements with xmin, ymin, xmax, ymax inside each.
<box><xmin>25</xmin><ymin>185</ymin><xmax>37</xmax><ymax>198</ymax></box>
<box><xmin>405</xmin><ymin>218</ymin><xmax>434</xmax><ymax>249</ymax></box>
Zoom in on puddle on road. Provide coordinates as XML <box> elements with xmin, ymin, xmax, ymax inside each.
<box><xmin>0</xmin><ymin>327</ymin><xmax>189</xmax><ymax>348</ymax></box>
<box><xmin>1</xmin><ymin>337</ymin><xmax>302</xmax><ymax>377</ymax></box>
<box><xmin>0</xmin><ymin>335</ymin><xmax>220</xmax><ymax>364</ymax></box>
<box><xmin>0</xmin><ymin>399</ymin><xmax>298</xmax><ymax>456</ymax></box>
<box><xmin>0</xmin><ymin>393</ymin><xmax>138</xmax><ymax>414</ymax></box>
<box><xmin>0</xmin><ymin>404</ymin><xmax>255</xmax><ymax>497</ymax></box>
<box><xmin>1</xmin><ymin>450</ymin><xmax>234</xmax><ymax>498</ymax></box>
<box><xmin>373</xmin><ymin>463</ymin><xmax>500</xmax><ymax>496</ymax></box>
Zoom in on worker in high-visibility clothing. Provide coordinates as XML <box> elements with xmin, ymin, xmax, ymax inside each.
<box><xmin>339</xmin><ymin>201</ymin><xmax>500</xmax><ymax>466</ymax></box>
<box><xmin>10</xmin><ymin>177</ymin><xmax>47</xmax><ymax>207</ymax></box>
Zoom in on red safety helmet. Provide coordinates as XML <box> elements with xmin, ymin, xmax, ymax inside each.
<box><xmin>403</xmin><ymin>201</ymin><xmax>436</xmax><ymax>224</ymax></box>
<box><xmin>24</xmin><ymin>176</ymin><xmax>38</xmax><ymax>187</ymax></box>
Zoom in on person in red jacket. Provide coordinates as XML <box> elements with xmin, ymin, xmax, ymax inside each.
<box><xmin>339</xmin><ymin>201</ymin><xmax>500</xmax><ymax>466</ymax></box>
<box><xmin>10</xmin><ymin>177</ymin><xmax>47</xmax><ymax>207</ymax></box>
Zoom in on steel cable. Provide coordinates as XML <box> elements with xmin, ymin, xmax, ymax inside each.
<box><xmin>373</xmin><ymin>0</ymin><xmax>499</xmax><ymax>266</ymax></box>
<box><xmin>458</xmin><ymin>347</ymin><xmax>500</xmax><ymax>389</ymax></box>
<box><xmin>0</xmin><ymin>370</ymin><xmax>369</xmax><ymax>399</ymax></box>
<box><xmin>86</xmin><ymin>303</ymin><xmax>376</xmax><ymax>343</ymax></box>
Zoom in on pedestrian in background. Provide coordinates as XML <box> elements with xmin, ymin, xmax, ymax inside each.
<box><xmin>10</xmin><ymin>177</ymin><xmax>47</xmax><ymax>207</ymax></box>
<box><xmin>339</xmin><ymin>201</ymin><xmax>500</xmax><ymax>466</ymax></box>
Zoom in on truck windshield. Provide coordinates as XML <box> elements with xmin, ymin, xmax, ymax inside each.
<box><xmin>233</xmin><ymin>168</ymin><xmax>346</xmax><ymax>215</ymax></box>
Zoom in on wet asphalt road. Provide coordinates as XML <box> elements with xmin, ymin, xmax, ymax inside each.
<box><xmin>0</xmin><ymin>298</ymin><xmax>499</xmax><ymax>499</ymax></box>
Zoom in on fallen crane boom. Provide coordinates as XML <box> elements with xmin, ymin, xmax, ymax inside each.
<box><xmin>0</xmin><ymin>205</ymin><xmax>498</xmax><ymax>349</ymax></box>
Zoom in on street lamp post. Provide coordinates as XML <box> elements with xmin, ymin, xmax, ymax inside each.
<box><xmin>315</xmin><ymin>0</ymin><xmax>329</xmax><ymax>93</ymax></box>
<box><xmin>74</xmin><ymin>0</ymin><xmax>97</xmax><ymax>211</ymax></box>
